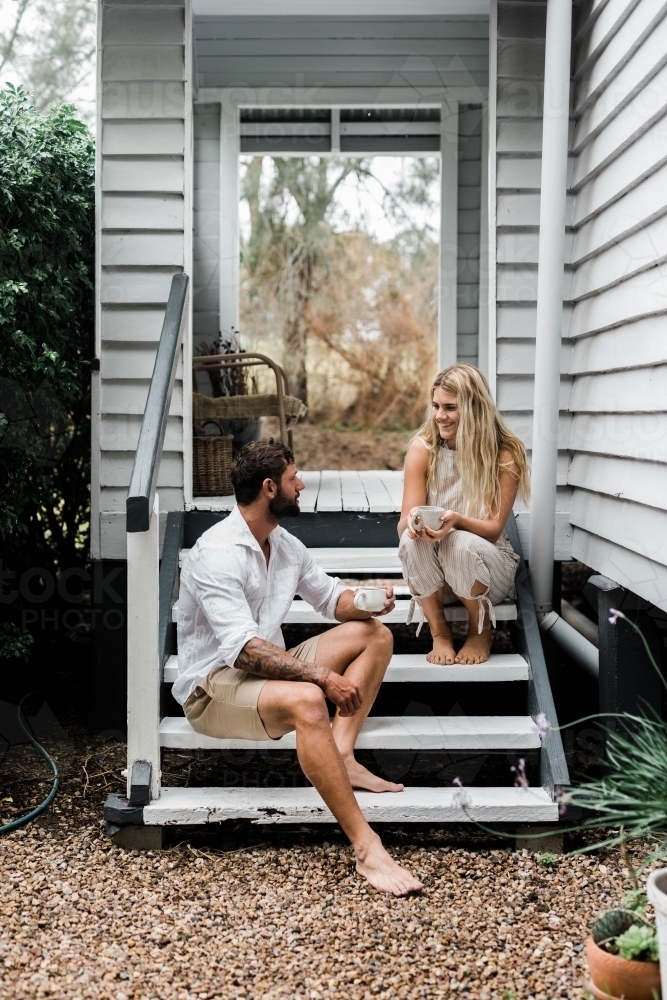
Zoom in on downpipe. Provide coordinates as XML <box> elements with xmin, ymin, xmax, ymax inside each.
<box><xmin>525</xmin><ymin>0</ymin><xmax>599</xmax><ymax>679</ymax></box>
<box><xmin>538</xmin><ymin>610</ymin><xmax>599</xmax><ymax>679</ymax></box>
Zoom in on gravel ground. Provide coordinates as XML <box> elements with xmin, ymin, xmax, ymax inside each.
<box><xmin>0</xmin><ymin>734</ymin><xmax>660</xmax><ymax>1000</ymax></box>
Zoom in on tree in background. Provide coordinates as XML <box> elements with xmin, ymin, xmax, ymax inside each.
<box><xmin>242</xmin><ymin>157</ymin><xmax>372</xmax><ymax>405</ymax></box>
<box><xmin>240</xmin><ymin>155</ymin><xmax>439</xmax><ymax>426</ymax></box>
<box><xmin>0</xmin><ymin>86</ymin><xmax>94</xmax><ymax>585</ymax></box>
<box><xmin>0</xmin><ymin>0</ymin><xmax>95</xmax><ymax>117</ymax></box>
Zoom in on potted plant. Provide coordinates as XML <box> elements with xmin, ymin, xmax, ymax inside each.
<box><xmin>586</xmin><ymin>891</ymin><xmax>661</xmax><ymax>999</ymax></box>
<box><xmin>648</xmin><ymin>870</ymin><xmax>667</xmax><ymax>992</ymax></box>
<box><xmin>552</xmin><ymin>607</ymin><xmax>667</xmax><ymax>997</ymax></box>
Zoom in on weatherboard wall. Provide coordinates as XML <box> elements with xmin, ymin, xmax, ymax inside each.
<box><xmin>95</xmin><ymin>0</ymin><xmax>192</xmax><ymax>560</ymax></box>
<box><xmin>566</xmin><ymin>0</ymin><xmax>667</xmax><ymax>611</ymax></box>
<box><xmin>492</xmin><ymin>0</ymin><xmax>574</xmax><ymax>532</ymax></box>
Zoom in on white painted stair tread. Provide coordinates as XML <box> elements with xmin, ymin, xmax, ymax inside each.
<box><xmin>171</xmin><ymin>599</ymin><xmax>518</xmax><ymax>624</ymax></box>
<box><xmin>179</xmin><ymin>546</ymin><xmax>403</xmax><ymax>574</ymax></box>
<box><xmin>143</xmin><ymin>785</ymin><xmax>558</xmax><ymax>825</ymax></box>
<box><xmin>163</xmin><ymin>652</ymin><xmax>529</xmax><ymax>685</ymax></box>
<box><xmin>160</xmin><ymin>715</ymin><xmax>541</xmax><ymax>751</ymax></box>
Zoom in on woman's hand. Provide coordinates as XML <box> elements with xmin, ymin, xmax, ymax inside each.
<box><xmin>407</xmin><ymin>508</ymin><xmax>459</xmax><ymax>543</ymax></box>
<box><xmin>421</xmin><ymin>509</ymin><xmax>459</xmax><ymax>543</ymax></box>
<box><xmin>406</xmin><ymin>507</ymin><xmax>426</xmax><ymax>540</ymax></box>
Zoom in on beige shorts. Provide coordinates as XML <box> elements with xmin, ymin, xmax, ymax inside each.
<box><xmin>183</xmin><ymin>633</ymin><xmax>322</xmax><ymax>742</ymax></box>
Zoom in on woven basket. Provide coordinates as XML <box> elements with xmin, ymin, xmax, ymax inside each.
<box><xmin>192</xmin><ymin>392</ymin><xmax>307</xmax><ymax>422</ymax></box>
<box><xmin>192</xmin><ymin>434</ymin><xmax>233</xmax><ymax>497</ymax></box>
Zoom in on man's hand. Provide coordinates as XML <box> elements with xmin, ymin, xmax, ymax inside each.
<box><xmin>321</xmin><ymin>670</ymin><xmax>362</xmax><ymax>717</ymax></box>
<box><xmin>335</xmin><ymin>587</ymin><xmax>396</xmax><ymax>621</ymax></box>
<box><xmin>236</xmin><ymin>639</ymin><xmax>361</xmax><ymax>716</ymax></box>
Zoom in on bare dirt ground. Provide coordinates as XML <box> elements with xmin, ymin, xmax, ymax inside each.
<box><xmin>264</xmin><ymin>420</ymin><xmax>412</xmax><ymax>472</ymax></box>
<box><xmin>0</xmin><ymin>732</ymin><xmax>659</xmax><ymax>1000</ymax></box>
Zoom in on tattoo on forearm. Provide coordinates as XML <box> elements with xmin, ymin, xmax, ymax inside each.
<box><xmin>235</xmin><ymin>638</ymin><xmax>328</xmax><ymax>686</ymax></box>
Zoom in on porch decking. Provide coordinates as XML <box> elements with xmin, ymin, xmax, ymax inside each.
<box><xmin>186</xmin><ymin>469</ymin><xmax>403</xmax><ymax>513</ymax></box>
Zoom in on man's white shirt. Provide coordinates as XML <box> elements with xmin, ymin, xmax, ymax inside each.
<box><xmin>172</xmin><ymin>504</ymin><xmax>344</xmax><ymax>705</ymax></box>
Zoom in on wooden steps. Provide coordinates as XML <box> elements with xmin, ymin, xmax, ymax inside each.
<box><xmin>163</xmin><ymin>651</ymin><xmax>530</xmax><ymax>685</ymax></box>
<box><xmin>171</xmin><ymin>599</ymin><xmax>518</xmax><ymax>625</ymax></box>
<box><xmin>142</xmin><ymin>785</ymin><xmax>558</xmax><ymax>825</ymax></box>
<box><xmin>160</xmin><ymin>714</ymin><xmax>541</xmax><ymax>751</ymax></box>
<box><xmin>104</xmin><ymin>506</ymin><xmax>569</xmax><ymax>834</ymax></box>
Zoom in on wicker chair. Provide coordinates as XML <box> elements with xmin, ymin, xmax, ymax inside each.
<box><xmin>192</xmin><ymin>352</ymin><xmax>306</xmax><ymax>496</ymax></box>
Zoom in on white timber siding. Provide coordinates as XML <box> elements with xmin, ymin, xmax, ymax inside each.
<box><xmin>567</xmin><ymin>0</ymin><xmax>667</xmax><ymax>610</ymax></box>
<box><xmin>95</xmin><ymin>0</ymin><xmax>193</xmax><ymax>559</ymax></box>
<box><xmin>492</xmin><ymin>0</ymin><xmax>574</xmax><ymax>537</ymax></box>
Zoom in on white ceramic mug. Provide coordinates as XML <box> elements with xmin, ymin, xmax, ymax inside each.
<box><xmin>353</xmin><ymin>587</ymin><xmax>388</xmax><ymax>613</ymax></box>
<box><xmin>410</xmin><ymin>505</ymin><xmax>446</xmax><ymax>532</ymax></box>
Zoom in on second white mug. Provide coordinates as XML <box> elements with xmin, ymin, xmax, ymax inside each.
<box><xmin>410</xmin><ymin>505</ymin><xmax>446</xmax><ymax>532</ymax></box>
<box><xmin>353</xmin><ymin>587</ymin><xmax>388</xmax><ymax>613</ymax></box>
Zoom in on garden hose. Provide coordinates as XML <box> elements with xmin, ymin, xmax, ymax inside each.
<box><xmin>0</xmin><ymin>692</ymin><xmax>60</xmax><ymax>834</ymax></box>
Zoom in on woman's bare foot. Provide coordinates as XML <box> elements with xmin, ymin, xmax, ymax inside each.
<box><xmin>355</xmin><ymin>835</ymin><xmax>424</xmax><ymax>896</ymax></box>
<box><xmin>343</xmin><ymin>756</ymin><xmax>404</xmax><ymax>793</ymax></box>
<box><xmin>426</xmin><ymin>632</ymin><xmax>457</xmax><ymax>665</ymax></box>
<box><xmin>455</xmin><ymin>623</ymin><xmax>492</xmax><ymax>664</ymax></box>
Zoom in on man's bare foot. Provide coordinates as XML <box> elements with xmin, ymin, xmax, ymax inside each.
<box><xmin>455</xmin><ymin>624</ymin><xmax>492</xmax><ymax>664</ymax></box>
<box><xmin>343</xmin><ymin>756</ymin><xmax>404</xmax><ymax>793</ymax></box>
<box><xmin>426</xmin><ymin>629</ymin><xmax>456</xmax><ymax>665</ymax></box>
<box><xmin>355</xmin><ymin>835</ymin><xmax>424</xmax><ymax>896</ymax></box>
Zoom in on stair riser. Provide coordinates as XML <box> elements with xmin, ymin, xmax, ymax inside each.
<box><xmin>161</xmin><ymin>682</ymin><xmax>530</xmax><ymax>720</ymax></box>
<box><xmin>161</xmin><ymin>748</ymin><xmax>541</xmax><ymax>789</ymax></box>
<box><xmin>184</xmin><ymin>511</ymin><xmax>401</xmax><ymax>548</ymax></box>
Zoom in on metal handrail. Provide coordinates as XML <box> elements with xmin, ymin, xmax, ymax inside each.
<box><xmin>126</xmin><ymin>273</ymin><xmax>189</xmax><ymax>532</ymax></box>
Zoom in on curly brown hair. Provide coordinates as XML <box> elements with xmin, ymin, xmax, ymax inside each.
<box><xmin>231</xmin><ymin>440</ymin><xmax>295</xmax><ymax>505</ymax></box>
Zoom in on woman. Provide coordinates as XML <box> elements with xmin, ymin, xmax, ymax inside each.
<box><xmin>398</xmin><ymin>364</ymin><xmax>530</xmax><ymax>665</ymax></box>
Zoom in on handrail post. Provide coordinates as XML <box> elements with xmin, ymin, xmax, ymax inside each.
<box><xmin>126</xmin><ymin>493</ymin><xmax>161</xmax><ymax>801</ymax></box>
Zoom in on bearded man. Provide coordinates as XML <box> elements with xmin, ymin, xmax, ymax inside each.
<box><xmin>173</xmin><ymin>440</ymin><xmax>422</xmax><ymax>895</ymax></box>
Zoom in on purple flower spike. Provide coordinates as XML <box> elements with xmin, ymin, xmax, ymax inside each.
<box><xmin>555</xmin><ymin>787</ymin><xmax>572</xmax><ymax>816</ymax></box>
<box><xmin>609</xmin><ymin>608</ymin><xmax>625</xmax><ymax>625</ymax></box>
<box><xmin>452</xmin><ymin>777</ymin><xmax>463</xmax><ymax>787</ymax></box>
<box><xmin>531</xmin><ymin>713</ymin><xmax>552</xmax><ymax>741</ymax></box>
<box><xmin>511</xmin><ymin>758</ymin><xmax>529</xmax><ymax>789</ymax></box>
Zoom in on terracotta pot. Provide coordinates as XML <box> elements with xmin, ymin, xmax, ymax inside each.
<box><xmin>586</xmin><ymin>936</ymin><xmax>661</xmax><ymax>1000</ymax></box>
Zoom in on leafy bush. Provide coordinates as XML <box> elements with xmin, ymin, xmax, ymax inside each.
<box><xmin>0</xmin><ymin>623</ymin><xmax>34</xmax><ymax>661</ymax></box>
<box><xmin>0</xmin><ymin>85</ymin><xmax>93</xmax><ymax>576</ymax></box>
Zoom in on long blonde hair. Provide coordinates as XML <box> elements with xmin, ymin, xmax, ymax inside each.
<box><xmin>415</xmin><ymin>364</ymin><xmax>530</xmax><ymax>518</ymax></box>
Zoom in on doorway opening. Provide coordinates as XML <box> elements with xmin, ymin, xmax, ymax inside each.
<box><xmin>235</xmin><ymin>105</ymin><xmax>451</xmax><ymax>472</ymax></box>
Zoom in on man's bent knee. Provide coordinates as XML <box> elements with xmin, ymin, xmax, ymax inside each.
<box><xmin>292</xmin><ymin>683</ymin><xmax>329</xmax><ymax>727</ymax></box>
<box><xmin>363</xmin><ymin>617</ymin><xmax>392</xmax><ymax>649</ymax></box>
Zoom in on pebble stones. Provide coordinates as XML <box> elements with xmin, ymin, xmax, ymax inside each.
<box><xmin>0</xmin><ymin>738</ymin><xmax>652</xmax><ymax>999</ymax></box>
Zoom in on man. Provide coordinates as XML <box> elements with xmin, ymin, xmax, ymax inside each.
<box><xmin>173</xmin><ymin>440</ymin><xmax>423</xmax><ymax>896</ymax></box>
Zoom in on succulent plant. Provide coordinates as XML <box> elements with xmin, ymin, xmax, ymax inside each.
<box><xmin>614</xmin><ymin>924</ymin><xmax>659</xmax><ymax>963</ymax></box>
<box><xmin>591</xmin><ymin>908</ymin><xmax>641</xmax><ymax>945</ymax></box>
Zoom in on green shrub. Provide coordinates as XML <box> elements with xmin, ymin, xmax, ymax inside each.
<box><xmin>0</xmin><ymin>623</ymin><xmax>34</xmax><ymax>660</ymax></box>
<box><xmin>0</xmin><ymin>85</ymin><xmax>93</xmax><ymax>577</ymax></box>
